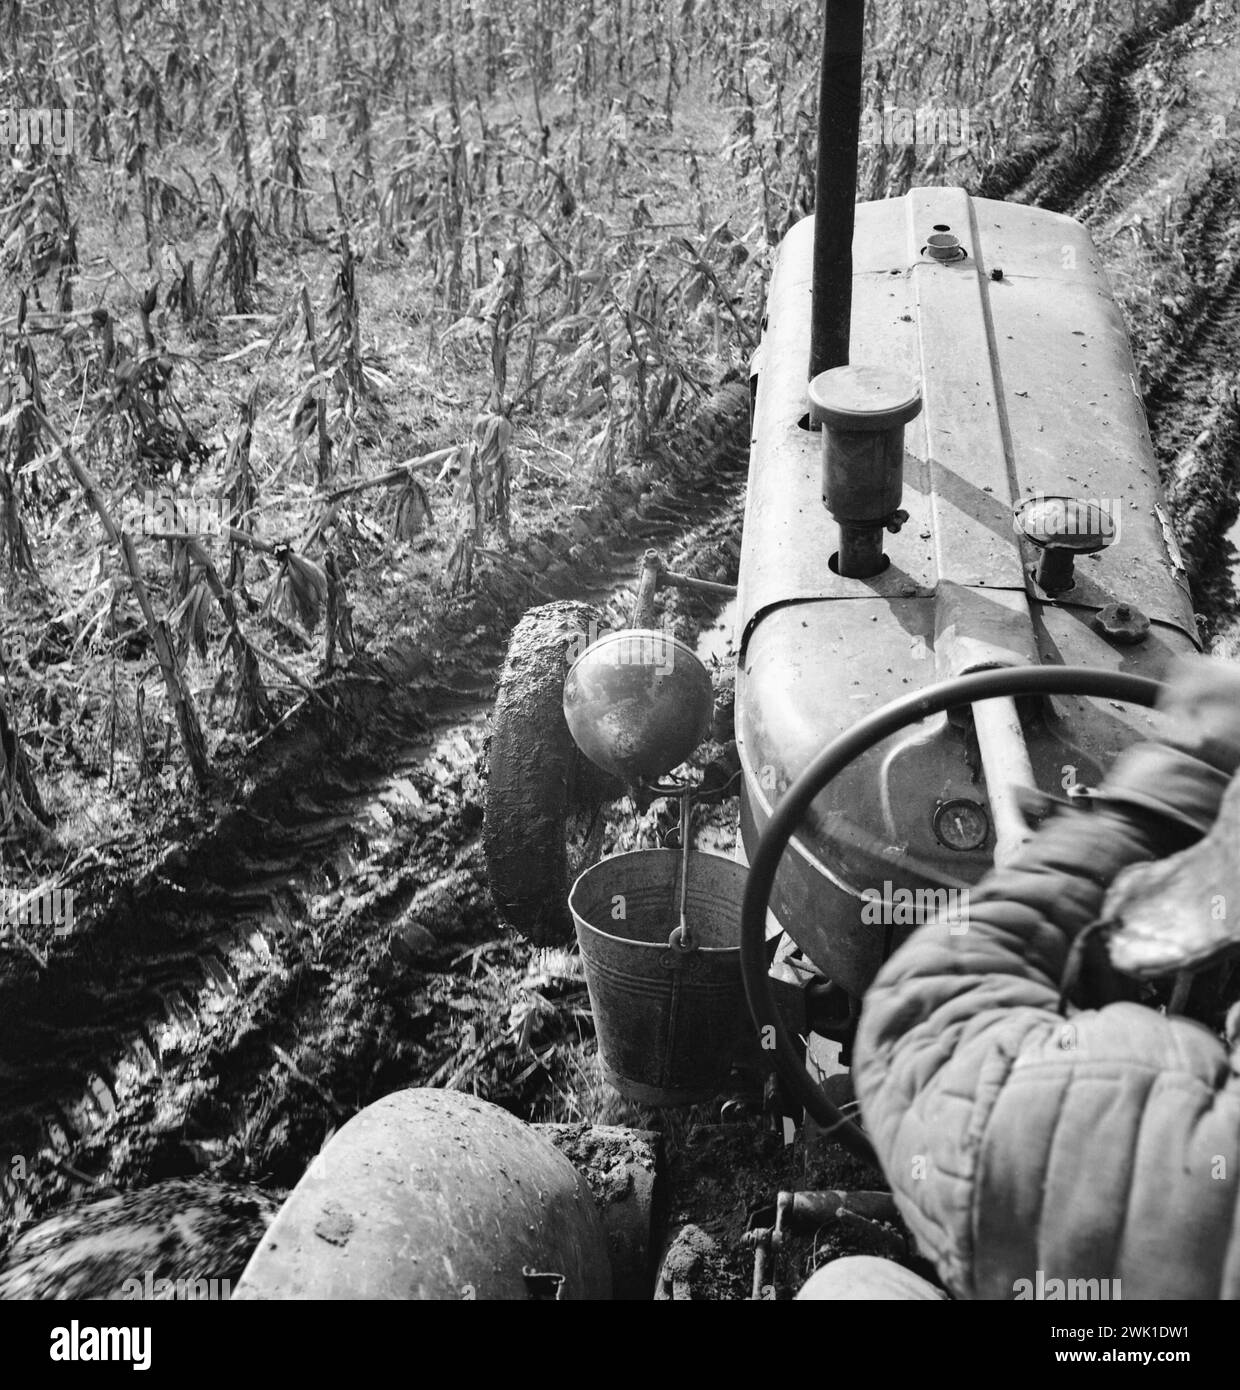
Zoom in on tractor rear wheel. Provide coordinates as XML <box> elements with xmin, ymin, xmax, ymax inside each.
<box><xmin>484</xmin><ymin>600</ymin><xmax>623</xmax><ymax>945</ymax></box>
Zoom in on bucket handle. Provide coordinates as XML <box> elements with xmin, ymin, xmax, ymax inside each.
<box><xmin>666</xmin><ymin>792</ymin><xmax>697</xmax><ymax>964</ymax></box>
<box><xmin>674</xmin><ymin>787</ymin><xmax>694</xmax><ymax>951</ymax></box>
<box><xmin>643</xmin><ymin>773</ymin><xmax>698</xmax><ymax>958</ymax></box>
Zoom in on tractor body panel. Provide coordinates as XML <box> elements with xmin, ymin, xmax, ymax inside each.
<box><xmin>738</xmin><ymin>187</ymin><xmax>1199</xmax><ymax>997</ymax></box>
<box><xmin>233</xmin><ymin>1089</ymin><xmax>611</xmax><ymax>1300</ymax></box>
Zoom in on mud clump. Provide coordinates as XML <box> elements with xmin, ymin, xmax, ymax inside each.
<box><xmin>655</xmin><ymin>1224</ymin><xmax>737</xmax><ymax>1301</ymax></box>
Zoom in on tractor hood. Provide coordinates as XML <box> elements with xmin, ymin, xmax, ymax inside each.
<box><xmin>735</xmin><ymin>188</ymin><xmax>1200</xmax><ymax>997</ymax></box>
<box><xmin>738</xmin><ymin>186</ymin><xmax>1197</xmax><ymax>659</ymax></box>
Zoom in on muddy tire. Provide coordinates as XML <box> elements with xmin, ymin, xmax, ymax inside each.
<box><xmin>484</xmin><ymin>601</ymin><xmax>624</xmax><ymax>945</ymax></box>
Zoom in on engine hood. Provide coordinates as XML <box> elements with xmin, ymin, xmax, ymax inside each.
<box><xmin>738</xmin><ymin>186</ymin><xmax>1197</xmax><ymax>663</ymax></box>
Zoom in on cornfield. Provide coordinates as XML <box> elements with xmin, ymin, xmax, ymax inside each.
<box><xmin>0</xmin><ymin>0</ymin><xmax>1187</xmax><ymax>812</ymax></box>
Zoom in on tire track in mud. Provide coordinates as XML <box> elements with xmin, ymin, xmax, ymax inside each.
<box><xmin>977</xmin><ymin>0</ymin><xmax>1210</xmax><ymax>213</ymax></box>
<box><xmin>990</xmin><ymin>0</ymin><xmax>1240</xmax><ymax>641</ymax></box>
<box><xmin>1147</xmin><ymin>226</ymin><xmax>1240</xmax><ymax>635</ymax></box>
<box><xmin>1108</xmin><ymin>16</ymin><xmax>1240</xmax><ymax>638</ymax></box>
<box><xmin>0</xmin><ymin>384</ymin><xmax>752</xmax><ymax>1249</ymax></box>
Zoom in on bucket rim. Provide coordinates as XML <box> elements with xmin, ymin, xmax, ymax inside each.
<box><xmin>568</xmin><ymin>847</ymin><xmax>746</xmax><ymax>954</ymax></box>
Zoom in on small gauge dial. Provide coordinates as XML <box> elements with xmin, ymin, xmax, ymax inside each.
<box><xmin>933</xmin><ymin>798</ymin><xmax>989</xmax><ymax>852</ymax></box>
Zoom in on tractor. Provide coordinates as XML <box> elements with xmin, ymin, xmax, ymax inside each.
<box><xmin>232</xmin><ymin>0</ymin><xmax>1199</xmax><ymax>1299</ymax></box>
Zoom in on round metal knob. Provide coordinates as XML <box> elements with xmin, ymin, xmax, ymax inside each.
<box><xmin>1013</xmin><ymin>495</ymin><xmax>1118</xmax><ymax>594</ymax></box>
<box><xmin>925</xmin><ymin>231</ymin><xmax>965</xmax><ymax>262</ymax></box>
<box><xmin>808</xmin><ymin>364</ymin><xmax>923</xmax><ymax>434</ymax></box>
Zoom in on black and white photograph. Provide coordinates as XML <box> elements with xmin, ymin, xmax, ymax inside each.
<box><xmin>0</xmin><ymin>0</ymin><xmax>1236</xmax><ymax>1353</ymax></box>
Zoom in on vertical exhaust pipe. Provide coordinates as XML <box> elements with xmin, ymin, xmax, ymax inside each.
<box><xmin>810</xmin><ymin>0</ymin><xmax>865</xmax><ymax>381</ymax></box>
<box><xmin>809</xmin><ymin>0</ymin><xmax>919</xmax><ymax>579</ymax></box>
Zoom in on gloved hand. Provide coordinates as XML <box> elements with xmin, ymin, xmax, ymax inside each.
<box><xmin>1104</xmin><ymin>772</ymin><xmax>1240</xmax><ymax>976</ymax></box>
<box><xmin>1101</xmin><ymin>656</ymin><xmax>1240</xmax><ymax>977</ymax></box>
<box><xmin>1155</xmin><ymin>655</ymin><xmax>1240</xmax><ymax>777</ymax></box>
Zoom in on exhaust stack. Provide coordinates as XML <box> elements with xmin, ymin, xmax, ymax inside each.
<box><xmin>809</xmin><ymin>4</ymin><xmax>923</xmax><ymax>579</ymax></box>
<box><xmin>810</xmin><ymin>0</ymin><xmax>866</xmax><ymax>380</ymax></box>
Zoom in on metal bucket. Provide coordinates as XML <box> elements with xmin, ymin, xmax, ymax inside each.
<box><xmin>569</xmin><ymin>849</ymin><xmax>749</xmax><ymax>1105</ymax></box>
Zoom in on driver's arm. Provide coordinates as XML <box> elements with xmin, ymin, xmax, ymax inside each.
<box><xmin>852</xmin><ymin>735</ymin><xmax>1240</xmax><ymax>1300</ymax></box>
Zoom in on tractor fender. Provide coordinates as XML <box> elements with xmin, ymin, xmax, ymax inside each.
<box><xmin>233</xmin><ymin>1088</ymin><xmax>612</xmax><ymax>1300</ymax></box>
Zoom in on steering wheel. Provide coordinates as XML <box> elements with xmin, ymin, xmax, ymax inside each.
<box><xmin>740</xmin><ymin>665</ymin><xmax>1165</xmax><ymax>1167</ymax></box>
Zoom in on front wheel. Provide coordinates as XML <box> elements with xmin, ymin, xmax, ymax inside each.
<box><xmin>484</xmin><ymin>601</ymin><xmax>623</xmax><ymax>945</ymax></box>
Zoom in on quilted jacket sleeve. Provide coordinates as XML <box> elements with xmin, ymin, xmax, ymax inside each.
<box><xmin>852</xmin><ymin>742</ymin><xmax>1240</xmax><ymax>1300</ymax></box>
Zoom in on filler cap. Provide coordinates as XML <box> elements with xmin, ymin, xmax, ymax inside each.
<box><xmin>1014</xmin><ymin>494</ymin><xmax>1118</xmax><ymax>595</ymax></box>
<box><xmin>1013</xmin><ymin>494</ymin><xmax>1117</xmax><ymax>554</ymax></box>
<box><xmin>808</xmin><ymin>364</ymin><xmax>923</xmax><ymax>433</ymax></box>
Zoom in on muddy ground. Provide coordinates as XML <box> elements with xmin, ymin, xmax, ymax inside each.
<box><xmin>3</xmin><ymin>0</ymin><xmax>1240</xmax><ymax>1299</ymax></box>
